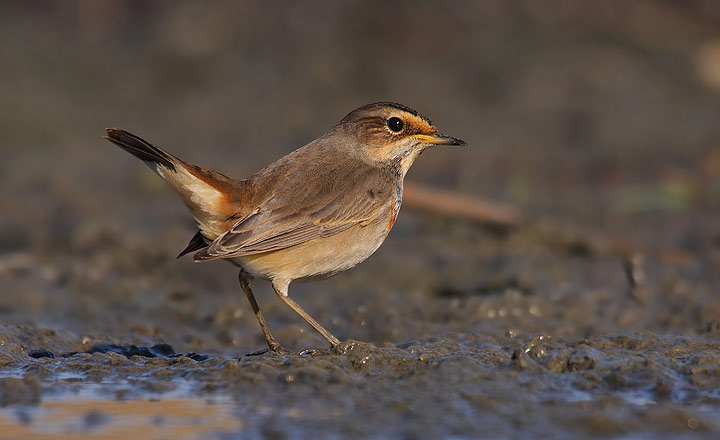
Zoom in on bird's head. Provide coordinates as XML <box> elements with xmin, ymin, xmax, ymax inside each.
<box><xmin>335</xmin><ymin>102</ymin><xmax>466</xmax><ymax>175</ymax></box>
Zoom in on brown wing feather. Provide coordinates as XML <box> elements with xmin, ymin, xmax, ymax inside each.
<box><xmin>194</xmin><ymin>158</ymin><xmax>396</xmax><ymax>261</ymax></box>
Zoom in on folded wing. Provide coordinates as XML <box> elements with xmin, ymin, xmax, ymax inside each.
<box><xmin>194</xmin><ymin>163</ymin><xmax>394</xmax><ymax>260</ymax></box>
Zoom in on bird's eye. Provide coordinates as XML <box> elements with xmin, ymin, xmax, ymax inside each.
<box><xmin>387</xmin><ymin>117</ymin><xmax>403</xmax><ymax>132</ymax></box>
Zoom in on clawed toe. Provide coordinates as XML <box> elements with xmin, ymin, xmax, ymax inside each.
<box><xmin>298</xmin><ymin>348</ymin><xmax>318</xmax><ymax>356</ymax></box>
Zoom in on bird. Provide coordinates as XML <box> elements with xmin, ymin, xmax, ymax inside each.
<box><xmin>105</xmin><ymin>102</ymin><xmax>466</xmax><ymax>353</ymax></box>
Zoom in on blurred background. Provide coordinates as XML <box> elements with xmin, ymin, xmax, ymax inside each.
<box><xmin>0</xmin><ymin>0</ymin><xmax>719</xmax><ymax>352</ymax></box>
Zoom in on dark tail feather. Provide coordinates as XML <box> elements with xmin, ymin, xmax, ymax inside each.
<box><xmin>104</xmin><ymin>128</ymin><xmax>176</xmax><ymax>172</ymax></box>
<box><xmin>177</xmin><ymin>230</ymin><xmax>209</xmax><ymax>258</ymax></box>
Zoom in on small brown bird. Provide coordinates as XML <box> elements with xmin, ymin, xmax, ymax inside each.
<box><xmin>105</xmin><ymin>102</ymin><xmax>465</xmax><ymax>353</ymax></box>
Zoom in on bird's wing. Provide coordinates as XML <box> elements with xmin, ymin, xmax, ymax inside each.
<box><xmin>193</xmin><ymin>164</ymin><xmax>395</xmax><ymax>260</ymax></box>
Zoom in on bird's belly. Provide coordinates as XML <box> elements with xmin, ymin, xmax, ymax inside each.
<box><xmin>232</xmin><ymin>220</ymin><xmax>390</xmax><ymax>282</ymax></box>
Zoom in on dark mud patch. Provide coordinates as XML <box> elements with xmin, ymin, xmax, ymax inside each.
<box><xmin>1</xmin><ymin>325</ymin><xmax>719</xmax><ymax>438</ymax></box>
<box><xmin>28</xmin><ymin>343</ymin><xmax>208</xmax><ymax>361</ymax></box>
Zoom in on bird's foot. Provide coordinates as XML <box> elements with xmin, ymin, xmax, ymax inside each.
<box><xmin>298</xmin><ymin>348</ymin><xmax>319</xmax><ymax>356</ymax></box>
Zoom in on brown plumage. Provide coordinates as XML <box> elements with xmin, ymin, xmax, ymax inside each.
<box><xmin>105</xmin><ymin>102</ymin><xmax>465</xmax><ymax>353</ymax></box>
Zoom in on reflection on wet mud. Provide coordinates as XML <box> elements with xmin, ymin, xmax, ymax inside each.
<box><xmin>1</xmin><ymin>396</ymin><xmax>240</xmax><ymax>440</ymax></box>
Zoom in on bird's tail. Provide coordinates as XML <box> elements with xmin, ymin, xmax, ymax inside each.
<box><xmin>104</xmin><ymin>128</ymin><xmax>240</xmax><ymax>241</ymax></box>
<box><xmin>104</xmin><ymin>129</ymin><xmax>178</xmax><ymax>172</ymax></box>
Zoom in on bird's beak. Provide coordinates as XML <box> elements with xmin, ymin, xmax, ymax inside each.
<box><xmin>413</xmin><ymin>133</ymin><xmax>467</xmax><ymax>146</ymax></box>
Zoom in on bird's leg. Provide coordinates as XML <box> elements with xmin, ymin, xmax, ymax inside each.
<box><xmin>272</xmin><ymin>279</ymin><xmax>340</xmax><ymax>347</ymax></box>
<box><xmin>238</xmin><ymin>271</ymin><xmax>286</xmax><ymax>353</ymax></box>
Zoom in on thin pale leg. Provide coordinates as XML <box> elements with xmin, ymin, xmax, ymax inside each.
<box><xmin>272</xmin><ymin>279</ymin><xmax>340</xmax><ymax>347</ymax></box>
<box><xmin>238</xmin><ymin>271</ymin><xmax>285</xmax><ymax>353</ymax></box>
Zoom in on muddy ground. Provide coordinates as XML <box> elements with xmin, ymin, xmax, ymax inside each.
<box><xmin>1</xmin><ymin>1</ymin><xmax>720</xmax><ymax>439</ymax></box>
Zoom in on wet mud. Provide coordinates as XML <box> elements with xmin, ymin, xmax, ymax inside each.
<box><xmin>1</xmin><ymin>325</ymin><xmax>720</xmax><ymax>438</ymax></box>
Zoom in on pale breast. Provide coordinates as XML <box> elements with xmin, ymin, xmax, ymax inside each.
<box><xmin>233</xmin><ymin>199</ymin><xmax>399</xmax><ymax>282</ymax></box>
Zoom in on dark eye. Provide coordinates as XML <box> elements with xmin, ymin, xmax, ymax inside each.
<box><xmin>387</xmin><ymin>117</ymin><xmax>403</xmax><ymax>132</ymax></box>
